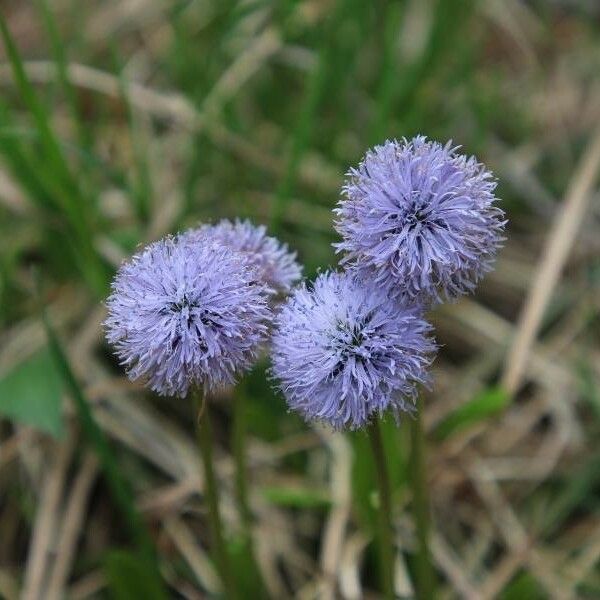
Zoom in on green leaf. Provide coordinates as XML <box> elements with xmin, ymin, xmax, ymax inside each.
<box><xmin>435</xmin><ymin>386</ymin><xmax>509</xmax><ymax>441</ymax></box>
<box><xmin>105</xmin><ymin>551</ymin><xmax>167</xmax><ymax>600</ymax></box>
<box><xmin>0</xmin><ymin>348</ymin><xmax>63</xmax><ymax>437</ymax></box>
<box><xmin>262</xmin><ymin>485</ymin><xmax>331</xmax><ymax>509</ymax></box>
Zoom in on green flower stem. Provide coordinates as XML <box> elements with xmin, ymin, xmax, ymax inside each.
<box><xmin>232</xmin><ymin>389</ymin><xmax>252</xmax><ymax>536</ymax></box>
<box><xmin>232</xmin><ymin>387</ymin><xmax>268</xmax><ymax>597</ymax></box>
<box><xmin>194</xmin><ymin>392</ymin><xmax>237</xmax><ymax>600</ymax></box>
<box><xmin>367</xmin><ymin>420</ymin><xmax>395</xmax><ymax>600</ymax></box>
<box><xmin>409</xmin><ymin>396</ymin><xmax>435</xmax><ymax>599</ymax></box>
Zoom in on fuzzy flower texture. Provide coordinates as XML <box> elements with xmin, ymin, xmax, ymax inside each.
<box><xmin>105</xmin><ymin>136</ymin><xmax>505</xmax><ymax>431</ymax></box>
<box><xmin>271</xmin><ymin>271</ymin><xmax>436</xmax><ymax>430</ymax></box>
<box><xmin>184</xmin><ymin>219</ymin><xmax>302</xmax><ymax>294</ymax></box>
<box><xmin>105</xmin><ymin>235</ymin><xmax>271</xmax><ymax>397</ymax></box>
<box><xmin>335</xmin><ymin>136</ymin><xmax>505</xmax><ymax>303</ymax></box>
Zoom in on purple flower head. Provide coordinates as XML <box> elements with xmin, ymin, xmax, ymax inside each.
<box><xmin>105</xmin><ymin>235</ymin><xmax>271</xmax><ymax>397</ymax></box>
<box><xmin>334</xmin><ymin>136</ymin><xmax>506</xmax><ymax>304</ymax></box>
<box><xmin>270</xmin><ymin>271</ymin><xmax>436</xmax><ymax>430</ymax></box>
<box><xmin>183</xmin><ymin>219</ymin><xmax>302</xmax><ymax>294</ymax></box>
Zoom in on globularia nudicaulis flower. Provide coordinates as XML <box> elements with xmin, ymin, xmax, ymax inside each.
<box><xmin>270</xmin><ymin>271</ymin><xmax>436</xmax><ymax>430</ymax></box>
<box><xmin>183</xmin><ymin>219</ymin><xmax>302</xmax><ymax>294</ymax></box>
<box><xmin>335</xmin><ymin>136</ymin><xmax>505</xmax><ymax>304</ymax></box>
<box><xmin>105</xmin><ymin>235</ymin><xmax>271</xmax><ymax>397</ymax></box>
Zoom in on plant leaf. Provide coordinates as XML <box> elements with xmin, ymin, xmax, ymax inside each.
<box><xmin>0</xmin><ymin>348</ymin><xmax>63</xmax><ymax>437</ymax></box>
<box><xmin>435</xmin><ymin>386</ymin><xmax>509</xmax><ymax>440</ymax></box>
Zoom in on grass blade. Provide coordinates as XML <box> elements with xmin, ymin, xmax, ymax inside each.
<box><xmin>106</xmin><ymin>551</ymin><xmax>167</xmax><ymax>600</ymax></box>
<box><xmin>435</xmin><ymin>386</ymin><xmax>509</xmax><ymax>441</ymax></box>
<box><xmin>35</xmin><ymin>0</ymin><xmax>91</xmax><ymax>151</ymax></box>
<box><xmin>0</xmin><ymin>13</ymin><xmax>108</xmax><ymax>296</ymax></box>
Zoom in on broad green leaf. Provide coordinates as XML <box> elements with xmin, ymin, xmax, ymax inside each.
<box><xmin>0</xmin><ymin>348</ymin><xmax>63</xmax><ymax>437</ymax></box>
<box><xmin>435</xmin><ymin>386</ymin><xmax>509</xmax><ymax>440</ymax></box>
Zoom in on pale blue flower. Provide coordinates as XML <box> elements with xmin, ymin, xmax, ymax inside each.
<box><xmin>335</xmin><ymin>136</ymin><xmax>505</xmax><ymax>303</ymax></box>
<box><xmin>183</xmin><ymin>219</ymin><xmax>302</xmax><ymax>294</ymax></box>
<box><xmin>270</xmin><ymin>271</ymin><xmax>435</xmax><ymax>430</ymax></box>
<box><xmin>105</xmin><ymin>235</ymin><xmax>271</xmax><ymax>397</ymax></box>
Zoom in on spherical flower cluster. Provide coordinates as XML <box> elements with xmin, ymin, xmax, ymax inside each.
<box><xmin>183</xmin><ymin>219</ymin><xmax>302</xmax><ymax>294</ymax></box>
<box><xmin>104</xmin><ymin>135</ymin><xmax>504</xmax><ymax>432</ymax></box>
<box><xmin>270</xmin><ymin>271</ymin><xmax>436</xmax><ymax>430</ymax></box>
<box><xmin>334</xmin><ymin>136</ymin><xmax>505</xmax><ymax>304</ymax></box>
<box><xmin>105</xmin><ymin>235</ymin><xmax>271</xmax><ymax>397</ymax></box>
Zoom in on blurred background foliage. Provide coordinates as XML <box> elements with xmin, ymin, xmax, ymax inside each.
<box><xmin>0</xmin><ymin>0</ymin><xmax>599</xmax><ymax>598</ymax></box>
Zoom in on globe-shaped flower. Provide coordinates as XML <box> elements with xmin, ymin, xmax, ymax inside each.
<box><xmin>183</xmin><ymin>219</ymin><xmax>302</xmax><ymax>294</ymax></box>
<box><xmin>270</xmin><ymin>271</ymin><xmax>436</xmax><ymax>430</ymax></box>
<box><xmin>105</xmin><ymin>235</ymin><xmax>271</xmax><ymax>397</ymax></box>
<box><xmin>334</xmin><ymin>136</ymin><xmax>505</xmax><ymax>303</ymax></box>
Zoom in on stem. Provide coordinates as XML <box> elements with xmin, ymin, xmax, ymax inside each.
<box><xmin>194</xmin><ymin>392</ymin><xmax>237</xmax><ymax>600</ymax></box>
<box><xmin>232</xmin><ymin>387</ymin><xmax>268</xmax><ymax>598</ymax></box>
<box><xmin>409</xmin><ymin>396</ymin><xmax>435</xmax><ymax>599</ymax></box>
<box><xmin>367</xmin><ymin>420</ymin><xmax>395</xmax><ymax>600</ymax></box>
<box><xmin>232</xmin><ymin>389</ymin><xmax>252</xmax><ymax>536</ymax></box>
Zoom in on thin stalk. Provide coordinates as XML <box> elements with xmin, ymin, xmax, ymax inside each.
<box><xmin>194</xmin><ymin>392</ymin><xmax>237</xmax><ymax>600</ymax></box>
<box><xmin>232</xmin><ymin>388</ymin><xmax>267</xmax><ymax>598</ymax></box>
<box><xmin>232</xmin><ymin>390</ymin><xmax>252</xmax><ymax>535</ymax></box>
<box><xmin>409</xmin><ymin>396</ymin><xmax>435</xmax><ymax>599</ymax></box>
<box><xmin>367</xmin><ymin>420</ymin><xmax>395</xmax><ymax>600</ymax></box>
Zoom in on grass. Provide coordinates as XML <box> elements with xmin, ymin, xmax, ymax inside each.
<box><xmin>0</xmin><ymin>1</ymin><xmax>599</xmax><ymax>598</ymax></box>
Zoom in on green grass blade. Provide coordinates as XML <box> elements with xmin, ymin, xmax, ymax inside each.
<box><xmin>106</xmin><ymin>551</ymin><xmax>167</xmax><ymax>600</ymax></box>
<box><xmin>110</xmin><ymin>44</ymin><xmax>153</xmax><ymax>224</ymax></box>
<box><xmin>395</xmin><ymin>0</ymin><xmax>475</xmax><ymax>123</ymax></box>
<box><xmin>35</xmin><ymin>0</ymin><xmax>90</xmax><ymax>151</ymax></box>
<box><xmin>500</xmin><ymin>571</ymin><xmax>545</xmax><ymax>600</ymax></box>
<box><xmin>0</xmin><ymin>114</ymin><xmax>55</xmax><ymax>211</ymax></box>
<box><xmin>369</xmin><ymin>2</ymin><xmax>405</xmax><ymax>142</ymax></box>
<box><xmin>435</xmin><ymin>387</ymin><xmax>509</xmax><ymax>440</ymax></box>
<box><xmin>0</xmin><ymin>14</ymin><xmax>108</xmax><ymax>296</ymax></box>
<box><xmin>262</xmin><ymin>485</ymin><xmax>332</xmax><ymax>509</ymax></box>
<box><xmin>0</xmin><ymin>13</ymin><xmax>82</xmax><ymax>217</ymax></box>
<box><xmin>269</xmin><ymin>51</ymin><xmax>328</xmax><ymax>232</ymax></box>
<box><xmin>541</xmin><ymin>451</ymin><xmax>600</xmax><ymax>539</ymax></box>
<box><xmin>269</xmin><ymin>1</ymin><xmax>350</xmax><ymax>232</ymax></box>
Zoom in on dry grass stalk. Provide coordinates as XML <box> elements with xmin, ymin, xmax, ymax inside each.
<box><xmin>502</xmin><ymin>124</ymin><xmax>600</xmax><ymax>395</ymax></box>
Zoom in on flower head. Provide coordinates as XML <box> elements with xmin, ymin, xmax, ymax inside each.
<box><xmin>270</xmin><ymin>271</ymin><xmax>435</xmax><ymax>430</ymax></box>
<box><xmin>335</xmin><ymin>136</ymin><xmax>505</xmax><ymax>303</ymax></box>
<box><xmin>183</xmin><ymin>219</ymin><xmax>302</xmax><ymax>294</ymax></box>
<box><xmin>105</xmin><ymin>235</ymin><xmax>271</xmax><ymax>397</ymax></box>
